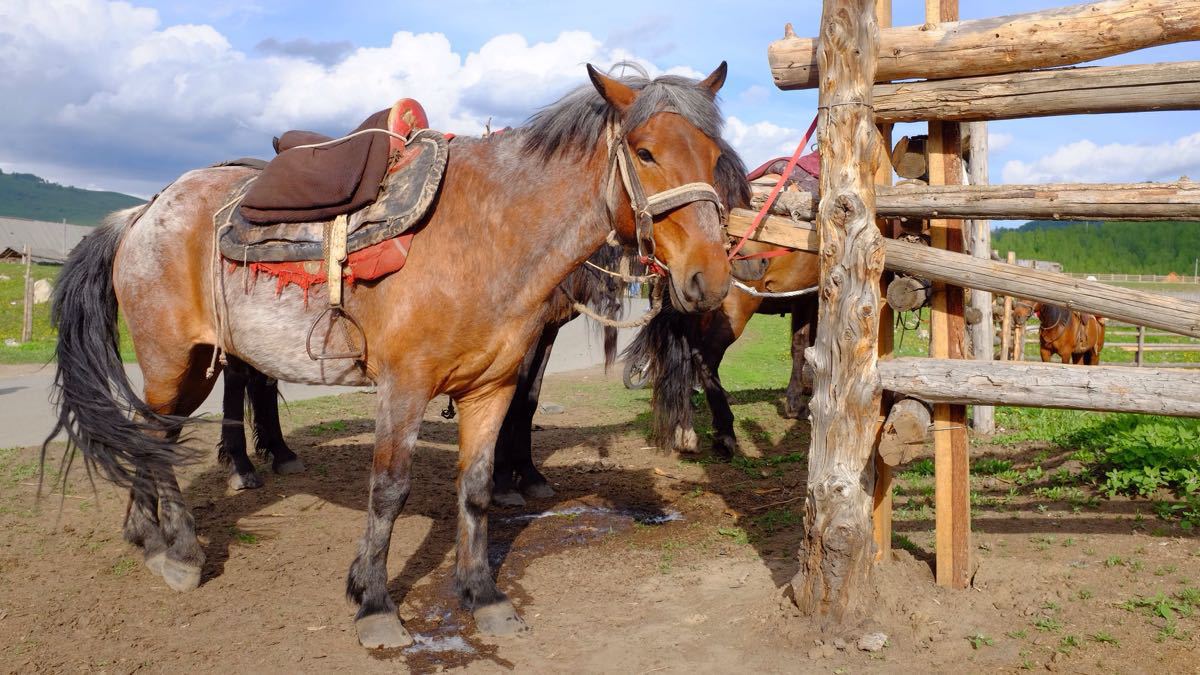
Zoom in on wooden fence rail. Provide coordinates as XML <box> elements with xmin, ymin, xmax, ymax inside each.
<box><xmin>725</xmin><ymin>209</ymin><xmax>1200</xmax><ymax>337</ymax></box>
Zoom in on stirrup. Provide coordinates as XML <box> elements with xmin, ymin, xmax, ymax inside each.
<box><xmin>305</xmin><ymin>306</ymin><xmax>366</xmax><ymax>361</ymax></box>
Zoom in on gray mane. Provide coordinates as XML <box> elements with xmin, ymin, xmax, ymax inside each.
<box><xmin>521</xmin><ymin>66</ymin><xmax>726</xmax><ymax>161</ymax></box>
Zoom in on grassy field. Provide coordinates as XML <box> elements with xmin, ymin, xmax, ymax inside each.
<box><xmin>0</xmin><ymin>261</ymin><xmax>136</xmax><ymax>364</ymax></box>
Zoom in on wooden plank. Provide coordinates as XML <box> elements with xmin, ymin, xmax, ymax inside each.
<box><xmin>21</xmin><ymin>246</ymin><xmax>33</xmax><ymax>343</ymax></box>
<box><xmin>1137</xmin><ymin>325</ymin><xmax>1146</xmax><ymax>366</ymax></box>
<box><xmin>1001</xmin><ymin>252</ymin><xmax>1016</xmax><ymax>361</ymax></box>
<box><xmin>792</xmin><ymin>0</ymin><xmax>883</xmax><ymax>622</ymax></box>
<box><xmin>752</xmin><ymin>180</ymin><xmax>1200</xmax><ymax>222</ymax></box>
<box><xmin>925</xmin><ymin>0</ymin><xmax>971</xmax><ymax>586</ymax></box>
<box><xmin>724</xmin><ymin>212</ymin><xmax>1200</xmax><ymax>337</ymax></box>
<box><xmin>769</xmin><ymin>0</ymin><xmax>1200</xmax><ymax>90</ymax></box>
<box><xmin>874</xmin><ymin>61</ymin><xmax>1200</xmax><ymax>122</ymax></box>
<box><xmin>872</xmin><ymin>0</ymin><xmax>895</xmax><ymax>567</ymax></box>
<box><xmin>1111</xmin><ymin>343</ymin><xmax>1200</xmax><ymax>351</ymax></box>
<box><xmin>878</xmin><ymin>358</ymin><xmax>1200</xmax><ymax>416</ymax></box>
<box><xmin>964</xmin><ymin>121</ymin><xmax>994</xmax><ymax>434</ymax></box>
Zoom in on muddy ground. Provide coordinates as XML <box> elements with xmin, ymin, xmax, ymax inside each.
<box><xmin>1</xmin><ymin>366</ymin><xmax>1198</xmax><ymax>673</ymax></box>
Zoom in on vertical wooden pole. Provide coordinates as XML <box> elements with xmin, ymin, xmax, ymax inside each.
<box><xmin>21</xmin><ymin>246</ymin><xmax>33</xmax><ymax>343</ymax></box>
<box><xmin>1136</xmin><ymin>325</ymin><xmax>1145</xmax><ymax>367</ymax></box>
<box><xmin>926</xmin><ymin>0</ymin><xmax>970</xmax><ymax>591</ymax></box>
<box><xmin>963</xmin><ymin>121</ymin><xmax>994</xmax><ymax>434</ymax></box>
<box><xmin>871</xmin><ymin>0</ymin><xmax>895</xmax><ymax>565</ymax></box>
<box><xmin>1015</xmin><ymin>324</ymin><xmax>1027</xmax><ymax>361</ymax></box>
<box><xmin>792</xmin><ymin>0</ymin><xmax>883</xmax><ymax>622</ymax></box>
<box><xmin>1001</xmin><ymin>251</ymin><xmax>1016</xmax><ymax>360</ymax></box>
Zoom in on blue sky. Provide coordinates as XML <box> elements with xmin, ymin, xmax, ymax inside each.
<box><xmin>2</xmin><ymin>0</ymin><xmax>1198</xmax><ymax>216</ymax></box>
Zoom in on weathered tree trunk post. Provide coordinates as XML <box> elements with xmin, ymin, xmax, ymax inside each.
<box><xmin>21</xmin><ymin>246</ymin><xmax>33</xmax><ymax>343</ymax></box>
<box><xmin>927</xmin><ymin>0</ymin><xmax>971</xmax><ymax>591</ymax></box>
<box><xmin>791</xmin><ymin>0</ymin><xmax>884</xmax><ymax>621</ymax></box>
<box><xmin>963</xmin><ymin>121</ymin><xmax>994</xmax><ymax>434</ymax></box>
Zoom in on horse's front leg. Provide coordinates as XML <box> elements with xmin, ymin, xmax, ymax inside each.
<box><xmin>455</xmin><ymin>383</ymin><xmax>529</xmax><ymax>635</ymax></box>
<box><xmin>347</xmin><ymin>381</ymin><xmax>426</xmax><ymax>649</ymax></box>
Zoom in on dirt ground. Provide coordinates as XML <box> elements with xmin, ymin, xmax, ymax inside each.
<box><xmin>1</xmin><ymin>366</ymin><xmax>1198</xmax><ymax>674</ymax></box>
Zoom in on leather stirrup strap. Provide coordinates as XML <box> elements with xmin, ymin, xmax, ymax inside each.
<box><xmin>327</xmin><ymin>214</ymin><xmax>349</xmax><ymax>307</ymax></box>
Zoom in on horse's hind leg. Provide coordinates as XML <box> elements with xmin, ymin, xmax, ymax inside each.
<box><xmin>784</xmin><ymin>297</ymin><xmax>817</xmax><ymax>419</ymax></box>
<box><xmin>246</xmin><ymin>367</ymin><xmax>303</xmax><ymax>474</ymax></box>
<box><xmin>455</xmin><ymin>385</ymin><xmax>528</xmax><ymax>636</ymax></box>
<box><xmin>514</xmin><ymin>323</ymin><xmax>559</xmax><ymax>499</ymax></box>
<box><xmin>124</xmin><ymin>467</ymin><xmax>167</xmax><ymax>573</ymax></box>
<box><xmin>139</xmin><ymin>346</ymin><xmax>218</xmax><ymax>592</ymax></box>
<box><xmin>347</xmin><ymin>381</ymin><xmax>425</xmax><ymax>649</ymax></box>
<box><xmin>218</xmin><ymin>358</ymin><xmax>263</xmax><ymax>491</ymax></box>
<box><xmin>699</xmin><ymin>317</ymin><xmax>738</xmax><ymax>458</ymax></box>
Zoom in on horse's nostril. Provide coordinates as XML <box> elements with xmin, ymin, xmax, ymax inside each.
<box><xmin>685</xmin><ymin>270</ymin><xmax>706</xmax><ymax>303</ymax></box>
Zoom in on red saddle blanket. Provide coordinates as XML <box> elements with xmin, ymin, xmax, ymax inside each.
<box><xmin>236</xmin><ymin>233</ymin><xmax>416</xmax><ymax>299</ymax></box>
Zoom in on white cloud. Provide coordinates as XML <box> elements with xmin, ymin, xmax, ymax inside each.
<box><xmin>724</xmin><ymin>116</ymin><xmax>812</xmax><ymax>170</ymax></box>
<box><xmin>0</xmin><ymin>0</ymin><xmax>706</xmax><ymax>196</ymax></box>
<box><xmin>1002</xmin><ymin>133</ymin><xmax>1200</xmax><ymax>184</ymax></box>
<box><xmin>988</xmin><ymin>131</ymin><xmax>1014</xmax><ymax>153</ymax></box>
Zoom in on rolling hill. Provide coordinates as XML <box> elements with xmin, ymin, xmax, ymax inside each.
<box><xmin>992</xmin><ymin>220</ymin><xmax>1200</xmax><ymax>275</ymax></box>
<box><xmin>0</xmin><ymin>170</ymin><xmax>144</xmax><ymax>226</ymax></box>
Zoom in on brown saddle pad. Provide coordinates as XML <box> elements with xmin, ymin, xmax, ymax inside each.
<box><xmin>219</xmin><ymin>129</ymin><xmax>448</xmax><ymax>263</ymax></box>
<box><xmin>240</xmin><ymin>109</ymin><xmax>394</xmax><ymax>224</ymax></box>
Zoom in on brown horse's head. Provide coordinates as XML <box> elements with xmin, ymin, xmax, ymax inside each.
<box><xmin>1012</xmin><ymin>300</ymin><xmax>1038</xmax><ymax>326</ymax></box>
<box><xmin>586</xmin><ymin>63</ymin><xmax>732</xmax><ymax>312</ymax></box>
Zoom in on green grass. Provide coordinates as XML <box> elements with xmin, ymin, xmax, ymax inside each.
<box><xmin>0</xmin><ymin>262</ymin><xmax>136</xmax><ymax>364</ymax></box>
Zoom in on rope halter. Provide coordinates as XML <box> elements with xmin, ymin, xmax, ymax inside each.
<box><xmin>603</xmin><ymin>117</ymin><xmax>725</xmax><ymax>277</ymax></box>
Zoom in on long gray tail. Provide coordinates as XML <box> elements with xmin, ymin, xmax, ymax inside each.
<box><xmin>43</xmin><ymin>207</ymin><xmax>190</xmax><ymax>499</ymax></box>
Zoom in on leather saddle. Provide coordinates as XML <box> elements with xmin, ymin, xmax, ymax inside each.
<box><xmin>220</xmin><ymin>100</ymin><xmax>448</xmax><ymax>263</ymax></box>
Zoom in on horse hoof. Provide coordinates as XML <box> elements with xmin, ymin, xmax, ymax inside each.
<box><xmin>522</xmin><ymin>482</ymin><xmax>555</xmax><ymax>500</ymax></box>
<box><xmin>356</xmin><ymin>613</ymin><xmax>413</xmax><ymax>649</ymax></box>
<box><xmin>492</xmin><ymin>490</ymin><xmax>526</xmax><ymax>508</ymax></box>
<box><xmin>273</xmin><ymin>458</ymin><xmax>306</xmax><ymax>475</ymax></box>
<box><xmin>160</xmin><ymin>557</ymin><xmax>202</xmax><ymax>592</ymax></box>
<box><xmin>473</xmin><ymin>601</ymin><xmax>529</xmax><ymax>636</ymax></box>
<box><xmin>144</xmin><ymin>551</ymin><xmax>165</xmax><ymax>577</ymax></box>
<box><xmin>673</xmin><ymin>426</ymin><xmax>699</xmax><ymax>453</ymax></box>
<box><xmin>712</xmin><ymin>435</ymin><xmax>737</xmax><ymax>459</ymax></box>
<box><xmin>228</xmin><ymin>470</ymin><xmax>264</xmax><ymax>491</ymax></box>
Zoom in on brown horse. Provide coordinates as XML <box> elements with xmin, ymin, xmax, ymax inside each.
<box><xmin>625</xmin><ymin>238</ymin><xmax>820</xmax><ymax>456</ymax></box>
<box><xmin>1036</xmin><ymin>302</ymin><xmax>1107</xmax><ymax>364</ymax></box>
<box><xmin>46</xmin><ymin>65</ymin><xmax>735</xmax><ymax>649</ymax></box>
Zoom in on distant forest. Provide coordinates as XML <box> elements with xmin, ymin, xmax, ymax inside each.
<box><xmin>992</xmin><ymin>220</ymin><xmax>1200</xmax><ymax>275</ymax></box>
<box><xmin>0</xmin><ymin>171</ymin><xmax>143</xmax><ymax>226</ymax></box>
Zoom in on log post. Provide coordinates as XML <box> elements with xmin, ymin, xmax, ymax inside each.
<box><xmin>21</xmin><ymin>246</ymin><xmax>33</xmax><ymax>343</ymax></box>
<box><xmin>964</xmin><ymin>122</ymin><xmax>994</xmax><ymax>434</ymax></box>
<box><xmin>878</xmin><ymin>397</ymin><xmax>934</xmax><ymax>466</ymax></box>
<box><xmin>1015</xmin><ymin>324</ymin><xmax>1028</xmax><ymax>361</ymax></box>
<box><xmin>791</xmin><ymin>0</ymin><xmax>883</xmax><ymax>622</ymax></box>
<box><xmin>927</xmin><ymin>0</ymin><xmax>971</xmax><ymax>592</ymax></box>
<box><xmin>1137</xmin><ymin>325</ymin><xmax>1146</xmax><ymax>366</ymax></box>
<box><xmin>872</xmin><ymin>0</ymin><xmax>895</xmax><ymax>566</ymax></box>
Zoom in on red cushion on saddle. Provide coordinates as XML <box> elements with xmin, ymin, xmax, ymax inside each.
<box><xmin>236</xmin><ymin>233</ymin><xmax>416</xmax><ymax>298</ymax></box>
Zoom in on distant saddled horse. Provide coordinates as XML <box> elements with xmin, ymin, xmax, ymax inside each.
<box><xmin>47</xmin><ymin>65</ymin><xmax>735</xmax><ymax>649</ymax></box>
<box><xmin>1036</xmin><ymin>302</ymin><xmax>1106</xmax><ymax>365</ymax></box>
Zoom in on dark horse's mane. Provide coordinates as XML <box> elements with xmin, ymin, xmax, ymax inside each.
<box><xmin>521</xmin><ymin>64</ymin><xmax>726</xmax><ymax>161</ymax></box>
<box><xmin>1039</xmin><ymin>303</ymin><xmax>1071</xmax><ymax>327</ymax></box>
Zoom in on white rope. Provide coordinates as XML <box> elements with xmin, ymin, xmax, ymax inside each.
<box><xmin>732</xmin><ymin>278</ymin><xmax>818</xmax><ymax>299</ymax></box>
<box><xmin>206</xmin><ymin>178</ymin><xmax>256</xmax><ymax>379</ymax></box>
<box><xmin>569</xmin><ymin>280</ymin><xmax>665</xmax><ymax>329</ymax></box>
<box><xmin>288</xmin><ymin>127</ymin><xmax>412</xmax><ymax>150</ymax></box>
<box><xmin>583</xmin><ymin>260</ymin><xmax>656</xmax><ymax>283</ymax></box>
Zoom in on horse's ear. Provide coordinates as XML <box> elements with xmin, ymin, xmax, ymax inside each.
<box><xmin>587</xmin><ymin>64</ymin><xmax>637</xmax><ymax>114</ymax></box>
<box><xmin>698</xmin><ymin>61</ymin><xmax>728</xmax><ymax>98</ymax></box>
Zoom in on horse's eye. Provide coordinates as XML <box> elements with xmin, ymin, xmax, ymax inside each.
<box><xmin>636</xmin><ymin>148</ymin><xmax>655</xmax><ymax>163</ymax></box>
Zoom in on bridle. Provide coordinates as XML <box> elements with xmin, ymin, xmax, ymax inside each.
<box><xmin>603</xmin><ymin>116</ymin><xmax>725</xmax><ymax>277</ymax></box>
